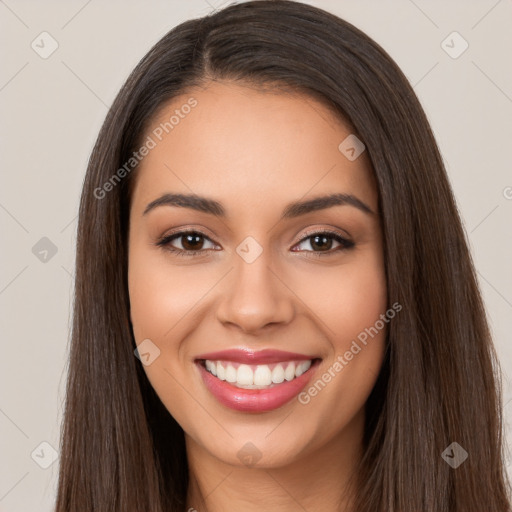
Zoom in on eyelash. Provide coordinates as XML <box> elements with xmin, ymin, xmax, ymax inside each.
<box><xmin>155</xmin><ymin>229</ymin><xmax>355</xmax><ymax>258</ymax></box>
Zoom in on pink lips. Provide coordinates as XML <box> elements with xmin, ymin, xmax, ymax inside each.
<box><xmin>195</xmin><ymin>348</ymin><xmax>315</xmax><ymax>364</ymax></box>
<box><xmin>195</xmin><ymin>348</ymin><xmax>320</xmax><ymax>413</ymax></box>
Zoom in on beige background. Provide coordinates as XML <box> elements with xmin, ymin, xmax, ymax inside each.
<box><xmin>0</xmin><ymin>0</ymin><xmax>511</xmax><ymax>510</ymax></box>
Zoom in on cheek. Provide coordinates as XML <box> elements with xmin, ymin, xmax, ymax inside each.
<box><xmin>127</xmin><ymin>243</ymin><xmax>200</xmax><ymax>425</ymax></box>
<box><xmin>290</xmin><ymin>250</ymin><xmax>387</xmax><ymax>345</ymax></box>
<box><xmin>290</xmin><ymin>250</ymin><xmax>387</xmax><ymax>415</ymax></box>
<box><xmin>129</xmin><ymin>240</ymin><xmax>387</xmax><ymax>353</ymax></box>
<box><xmin>128</xmin><ymin>243</ymin><xmax>212</xmax><ymax>343</ymax></box>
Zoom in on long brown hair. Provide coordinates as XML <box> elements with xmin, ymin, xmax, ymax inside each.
<box><xmin>55</xmin><ymin>1</ymin><xmax>511</xmax><ymax>510</ymax></box>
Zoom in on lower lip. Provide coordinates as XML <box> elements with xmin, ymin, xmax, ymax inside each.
<box><xmin>196</xmin><ymin>360</ymin><xmax>320</xmax><ymax>413</ymax></box>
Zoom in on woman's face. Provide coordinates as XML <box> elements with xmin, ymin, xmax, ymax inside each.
<box><xmin>128</xmin><ymin>81</ymin><xmax>387</xmax><ymax>468</ymax></box>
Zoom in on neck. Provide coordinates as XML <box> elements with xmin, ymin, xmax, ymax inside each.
<box><xmin>185</xmin><ymin>409</ymin><xmax>364</xmax><ymax>512</ymax></box>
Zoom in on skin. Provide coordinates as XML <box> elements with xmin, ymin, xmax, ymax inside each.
<box><xmin>128</xmin><ymin>80</ymin><xmax>387</xmax><ymax>512</ymax></box>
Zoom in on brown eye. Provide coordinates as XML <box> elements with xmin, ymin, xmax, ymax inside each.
<box><xmin>293</xmin><ymin>231</ymin><xmax>355</xmax><ymax>254</ymax></box>
<box><xmin>309</xmin><ymin>234</ymin><xmax>334</xmax><ymax>251</ymax></box>
<box><xmin>156</xmin><ymin>231</ymin><xmax>217</xmax><ymax>254</ymax></box>
<box><xmin>180</xmin><ymin>232</ymin><xmax>206</xmax><ymax>251</ymax></box>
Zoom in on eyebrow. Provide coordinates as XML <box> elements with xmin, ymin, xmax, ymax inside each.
<box><xmin>143</xmin><ymin>192</ymin><xmax>374</xmax><ymax>218</ymax></box>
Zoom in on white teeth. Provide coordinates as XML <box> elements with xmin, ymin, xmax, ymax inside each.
<box><xmin>254</xmin><ymin>365</ymin><xmax>272</xmax><ymax>386</ymax></box>
<box><xmin>216</xmin><ymin>362</ymin><xmax>226</xmax><ymax>380</ymax></box>
<box><xmin>204</xmin><ymin>359</ymin><xmax>314</xmax><ymax>388</ymax></box>
<box><xmin>205</xmin><ymin>360</ymin><xmax>217</xmax><ymax>376</ymax></box>
<box><xmin>271</xmin><ymin>364</ymin><xmax>285</xmax><ymax>384</ymax></box>
<box><xmin>237</xmin><ymin>364</ymin><xmax>253</xmax><ymax>385</ymax></box>
<box><xmin>295</xmin><ymin>360</ymin><xmax>312</xmax><ymax>377</ymax></box>
<box><xmin>284</xmin><ymin>362</ymin><xmax>295</xmax><ymax>381</ymax></box>
<box><xmin>225</xmin><ymin>364</ymin><xmax>237</xmax><ymax>383</ymax></box>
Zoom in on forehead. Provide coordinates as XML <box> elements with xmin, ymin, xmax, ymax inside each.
<box><xmin>131</xmin><ymin>81</ymin><xmax>376</xmax><ymax>215</ymax></box>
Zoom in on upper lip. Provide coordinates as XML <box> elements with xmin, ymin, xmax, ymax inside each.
<box><xmin>195</xmin><ymin>348</ymin><xmax>318</xmax><ymax>365</ymax></box>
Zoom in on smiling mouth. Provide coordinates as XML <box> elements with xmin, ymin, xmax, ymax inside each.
<box><xmin>197</xmin><ymin>358</ymin><xmax>321</xmax><ymax>389</ymax></box>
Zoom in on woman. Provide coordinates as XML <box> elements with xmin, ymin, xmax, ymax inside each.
<box><xmin>55</xmin><ymin>1</ymin><xmax>511</xmax><ymax>511</ymax></box>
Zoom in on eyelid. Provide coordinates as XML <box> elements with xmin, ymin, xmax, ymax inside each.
<box><xmin>156</xmin><ymin>226</ymin><xmax>354</xmax><ymax>258</ymax></box>
<box><xmin>156</xmin><ymin>228</ymin><xmax>220</xmax><ymax>250</ymax></box>
<box><xmin>290</xmin><ymin>228</ymin><xmax>354</xmax><ymax>255</ymax></box>
<box><xmin>291</xmin><ymin>227</ymin><xmax>352</xmax><ymax>247</ymax></box>
<box><xmin>157</xmin><ymin>226</ymin><xmax>351</xmax><ymax>245</ymax></box>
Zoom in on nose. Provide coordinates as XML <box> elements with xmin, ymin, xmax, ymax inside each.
<box><xmin>215</xmin><ymin>249</ymin><xmax>295</xmax><ymax>334</ymax></box>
